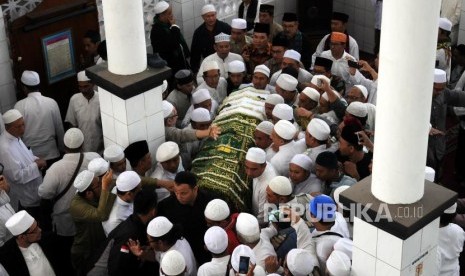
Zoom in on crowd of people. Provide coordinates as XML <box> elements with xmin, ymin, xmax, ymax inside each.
<box><xmin>0</xmin><ymin>0</ymin><xmax>465</xmax><ymax>275</ymax></box>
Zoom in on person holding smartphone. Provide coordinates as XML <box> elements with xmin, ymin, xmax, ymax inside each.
<box><xmin>0</xmin><ymin>169</ymin><xmax>15</xmax><ymax>247</ymax></box>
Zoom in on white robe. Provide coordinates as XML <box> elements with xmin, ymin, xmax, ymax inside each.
<box><xmin>0</xmin><ymin>191</ymin><xmax>15</xmax><ymax>246</ymax></box>
<box><xmin>150</xmin><ymin>157</ymin><xmax>184</xmax><ymax>202</ymax></box>
<box><xmin>19</xmin><ymin>243</ymin><xmax>55</xmax><ymax>276</ymax></box>
<box><xmin>65</xmin><ymin>92</ymin><xmax>103</xmax><ymax>153</ymax></box>
<box><xmin>270</xmin><ymin>141</ymin><xmax>301</xmax><ymax>177</ymax></box>
<box><xmin>0</xmin><ymin>131</ymin><xmax>42</xmax><ymax>210</ymax></box>
<box><xmin>102</xmin><ymin>196</ymin><xmax>133</xmax><ymax>236</ymax></box>
<box><xmin>157</xmin><ymin>239</ymin><xmax>197</xmax><ymax>276</ymax></box>
<box><xmin>196</xmin><ymin>78</ymin><xmax>228</xmax><ymax>105</ymax></box>
<box><xmin>319</xmin><ymin>50</ymin><xmax>356</xmax><ymax>86</ymax></box>
<box><xmin>438</xmin><ymin>223</ymin><xmax>465</xmax><ymax>276</ymax></box>
<box><xmin>14</xmin><ymin>92</ymin><xmax>65</xmax><ymax>160</ymax></box>
<box><xmin>198</xmin><ymin>255</ymin><xmax>230</xmax><ymax>276</ymax></box>
<box><xmin>252</xmin><ymin>162</ymin><xmax>278</xmax><ymax>224</ymax></box>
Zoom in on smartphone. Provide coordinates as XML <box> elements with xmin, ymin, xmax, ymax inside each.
<box><xmin>348</xmin><ymin>60</ymin><xmax>361</xmax><ymax>69</ymax></box>
<box><xmin>238</xmin><ymin>256</ymin><xmax>250</xmax><ymax>274</ymax></box>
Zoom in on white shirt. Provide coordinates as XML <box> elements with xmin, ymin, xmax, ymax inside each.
<box><xmin>0</xmin><ymin>131</ymin><xmax>42</xmax><ymax>210</ymax></box>
<box><xmin>304</xmin><ymin>144</ymin><xmax>328</xmax><ymax>166</ymax></box>
<box><xmin>19</xmin><ymin>243</ymin><xmax>55</xmax><ymax>276</ymax></box>
<box><xmin>253</xmin><ymin>226</ymin><xmax>278</xmax><ymax>268</ymax></box>
<box><xmin>102</xmin><ymin>196</ymin><xmax>133</xmax><ymax>236</ymax></box>
<box><xmin>0</xmin><ymin>191</ymin><xmax>15</xmax><ymax>247</ymax></box>
<box><xmin>14</xmin><ymin>92</ymin><xmax>64</xmax><ymax>160</ymax></box>
<box><xmin>311</xmin><ymin>35</ymin><xmax>359</xmax><ymax>69</ymax></box>
<box><xmin>269</xmin><ymin>68</ymin><xmax>313</xmax><ymax>87</ymax></box>
<box><xmin>196</xmin><ymin>77</ymin><xmax>228</xmax><ymax>104</ymax></box>
<box><xmin>311</xmin><ymin>228</ymin><xmax>342</xmax><ymax>272</ymax></box>
<box><xmin>65</xmin><ymin>92</ymin><xmax>103</xmax><ymax>153</ymax></box>
<box><xmin>348</xmin><ymin>69</ymin><xmax>378</xmax><ymax>105</ymax></box>
<box><xmin>438</xmin><ymin>223</ymin><xmax>465</xmax><ymax>276</ymax></box>
<box><xmin>252</xmin><ymin>162</ymin><xmax>278</xmax><ymax>224</ymax></box>
<box><xmin>437</xmin><ymin>47</ymin><xmax>452</xmax><ymax>82</ymax></box>
<box><xmin>319</xmin><ymin>50</ymin><xmax>356</xmax><ymax>84</ymax></box>
<box><xmin>150</xmin><ymin>157</ymin><xmax>184</xmax><ymax>202</ymax></box>
<box><xmin>198</xmin><ymin>255</ymin><xmax>230</xmax><ymax>276</ymax></box>
<box><xmin>196</xmin><ymin>53</ymin><xmax>245</xmax><ymax>84</ymax></box>
<box><xmin>270</xmin><ymin>141</ymin><xmax>300</xmax><ymax>177</ymax></box>
<box><xmin>157</xmin><ymin>239</ymin><xmax>197</xmax><ymax>276</ymax></box>
<box><xmin>292</xmin><ymin>174</ymin><xmax>322</xmax><ymax>195</ymax></box>
<box><xmin>239</xmin><ymin>83</ymin><xmax>276</xmax><ymax>94</ymax></box>
<box><xmin>181</xmin><ymin>100</ymin><xmax>219</xmax><ymax>128</ymax></box>
<box><xmin>38</xmin><ymin>152</ymin><xmax>100</xmax><ymax>236</ymax></box>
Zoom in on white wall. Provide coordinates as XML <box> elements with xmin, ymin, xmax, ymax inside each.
<box><xmin>457</xmin><ymin>0</ymin><xmax>465</xmax><ymax>45</ymax></box>
<box><xmin>333</xmin><ymin>0</ymin><xmax>377</xmax><ymax>55</ymax></box>
<box><xmin>0</xmin><ymin>5</ymin><xmax>17</xmax><ymax>113</ymax></box>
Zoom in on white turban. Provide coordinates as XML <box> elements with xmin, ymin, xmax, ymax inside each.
<box><xmin>283</xmin><ymin>49</ymin><xmax>301</xmax><ymax>61</ymax></box>
<box><xmin>265</xmin><ymin>94</ymin><xmax>284</xmax><ymax>105</ymax></box>
<box><xmin>154</xmin><ymin>1</ymin><xmax>169</xmax><ymax>14</ymax></box>
<box><xmin>245</xmin><ymin>147</ymin><xmax>266</xmax><ymax>164</ymax></box>
<box><xmin>268</xmin><ymin>176</ymin><xmax>292</xmax><ymax>196</ymax></box>
<box><xmin>161</xmin><ymin>250</ymin><xmax>186</xmax><ymax>276</ymax></box>
<box><xmin>254</xmin><ymin>65</ymin><xmax>270</xmax><ymax>78</ymax></box>
<box><xmin>116</xmin><ymin>171</ymin><xmax>141</xmax><ymax>192</ymax></box>
<box><xmin>201</xmin><ymin>4</ymin><xmax>216</xmax><ymax>15</ymax></box>
<box><xmin>333</xmin><ymin>238</ymin><xmax>353</xmax><ymax>260</ymax></box>
<box><xmin>191</xmin><ymin>108</ymin><xmax>211</xmax><ymax>122</ymax></box>
<box><xmin>301</xmin><ymin>87</ymin><xmax>320</xmax><ymax>102</ymax></box>
<box><xmin>204</xmin><ymin>226</ymin><xmax>228</xmax><ymax>254</ymax></box>
<box><xmin>156</xmin><ymin>141</ymin><xmax>180</xmax><ymax>162</ymax></box>
<box><xmin>2</xmin><ymin>109</ymin><xmax>22</xmax><ymax>124</ymax></box>
<box><xmin>64</xmin><ymin>128</ymin><xmax>84</xmax><ymax>149</ymax></box>
<box><xmin>147</xmin><ymin>216</ymin><xmax>173</xmax><ymax>237</ymax></box>
<box><xmin>326</xmin><ymin>250</ymin><xmax>351</xmax><ymax>276</ymax></box>
<box><xmin>276</xmin><ymin>74</ymin><xmax>298</xmax><ymax>91</ymax></box>
<box><xmin>228</xmin><ymin>60</ymin><xmax>246</xmax><ymax>73</ymax></box>
<box><xmin>346</xmin><ymin>102</ymin><xmax>368</xmax><ymax>118</ymax></box>
<box><xmin>204</xmin><ymin>199</ymin><xmax>230</xmax><ymax>221</ymax></box>
<box><xmin>274</xmin><ymin>120</ymin><xmax>296</xmax><ymax>140</ymax></box>
<box><xmin>425</xmin><ymin>166</ymin><xmax>435</xmax><ymax>182</ymax></box>
<box><xmin>353</xmin><ymin>85</ymin><xmax>368</xmax><ymax>99</ymax></box>
<box><xmin>203</xmin><ymin>60</ymin><xmax>220</xmax><ymax>72</ymax></box>
<box><xmin>434</xmin><ymin>68</ymin><xmax>447</xmax><ymax>83</ymax></box>
<box><xmin>286</xmin><ymin>249</ymin><xmax>316</xmax><ymax>276</ymax></box>
<box><xmin>290</xmin><ymin>154</ymin><xmax>312</xmax><ymax>171</ymax></box>
<box><xmin>192</xmin><ymin>89</ymin><xmax>211</xmax><ymax>104</ymax></box>
<box><xmin>231</xmin><ymin>245</ymin><xmax>256</xmax><ymax>272</ymax></box>
<box><xmin>439</xmin><ymin>17</ymin><xmax>452</xmax><ymax>31</ymax></box>
<box><xmin>272</xmin><ymin>103</ymin><xmax>294</xmax><ymax>121</ymax></box>
<box><xmin>256</xmin><ymin>121</ymin><xmax>274</xmax><ymax>136</ymax></box>
<box><xmin>73</xmin><ymin>170</ymin><xmax>96</xmax><ymax>192</ymax></box>
<box><xmin>5</xmin><ymin>210</ymin><xmax>34</xmax><ymax>236</ymax></box>
<box><xmin>231</xmin><ymin>18</ymin><xmax>247</xmax><ymax>30</ymax></box>
<box><xmin>163</xmin><ymin>100</ymin><xmax>174</xmax><ymax>118</ymax></box>
<box><xmin>444</xmin><ymin>202</ymin><xmax>457</xmax><ymax>214</ymax></box>
<box><xmin>104</xmin><ymin>145</ymin><xmax>125</xmax><ymax>163</ymax></box>
<box><xmin>88</xmin><ymin>158</ymin><xmax>109</xmax><ymax>176</ymax></box>
<box><xmin>307</xmin><ymin>118</ymin><xmax>330</xmax><ymax>141</ymax></box>
<box><xmin>215</xmin><ymin>32</ymin><xmax>230</xmax><ymax>43</ymax></box>
<box><xmin>21</xmin><ymin>70</ymin><xmax>40</xmax><ymax>86</ymax></box>
<box><xmin>236</xmin><ymin>213</ymin><xmax>259</xmax><ymax>243</ymax></box>
<box><xmin>77</xmin><ymin>70</ymin><xmax>90</xmax><ymax>82</ymax></box>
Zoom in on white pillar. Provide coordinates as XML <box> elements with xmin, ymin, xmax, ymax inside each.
<box><xmin>371</xmin><ymin>0</ymin><xmax>441</xmax><ymax>204</ymax></box>
<box><xmin>0</xmin><ymin>6</ymin><xmax>17</xmax><ymax>113</ymax></box>
<box><xmin>101</xmin><ymin>0</ymin><xmax>147</xmax><ymax>75</ymax></box>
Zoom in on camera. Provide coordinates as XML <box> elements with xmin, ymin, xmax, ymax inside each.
<box><xmin>348</xmin><ymin>60</ymin><xmax>362</xmax><ymax>69</ymax></box>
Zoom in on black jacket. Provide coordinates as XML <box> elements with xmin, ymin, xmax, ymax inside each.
<box><xmin>238</xmin><ymin>0</ymin><xmax>259</xmax><ymax>31</ymax></box>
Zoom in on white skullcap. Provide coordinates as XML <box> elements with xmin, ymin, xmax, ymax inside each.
<box><xmin>245</xmin><ymin>147</ymin><xmax>266</xmax><ymax>164</ymax></box>
<box><xmin>326</xmin><ymin>250</ymin><xmax>351</xmax><ymax>276</ymax></box>
<box><xmin>21</xmin><ymin>70</ymin><xmax>40</xmax><ymax>86</ymax></box>
<box><xmin>147</xmin><ymin>216</ymin><xmax>173</xmax><ymax>237</ymax></box>
<box><xmin>236</xmin><ymin>213</ymin><xmax>259</xmax><ymax>240</ymax></box>
<box><xmin>163</xmin><ymin>100</ymin><xmax>174</xmax><ymax>118</ymax></box>
<box><xmin>254</xmin><ymin>64</ymin><xmax>270</xmax><ymax>78</ymax></box>
<box><xmin>116</xmin><ymin>171</ymin><xmax>141</xmax><ymax>192</ymax></box>
<box><xmin>162</xmin><ymin>80</ymin><xmax>168</xmax><ymax>92</ymax></box>
<box><xmin>88</xmin><ymin>158</ymin><xmax>109</xmax><ymax>176</ymax></box>
<box><xmin>334</xmin><ymin>238</ymin><xmax>353</xmax><ymax>260</ymax></box>
<box><xmin>276</xmin><ymin>73</ymin><xmax>298</xmax><ymax>91</ymax></box>
<box><xmin>191</xmin><ymin>107</ymin><xmax>211</xmax><ymax>122</ymax></box>
<box><xmin>201</xmin><ymin>4</ymin><xmax>216</xmax><ymax>15</ymax></box>
<box><xmin>228</xmin><ymin>60</ymin><xmax>246</xmax><ymax>73</ymax></box>
<box><xmin>2</xmin><ymin>109</ymin><xmax>22</xmax><ymax>124</ymax></box>
<box><xmin>444</xmin><ymin>202</ymin><xmax>457</xmax><ymax>214</ymax></box>
<box><xmin>154</xmin><ymin>1</ymin><xmax>169</xmax><ymax>14</ymax></box>
<box><xmin>265</xmin><ymin>94</ymin><xmax>285</xmax><ymax>105</ymax></box>
<box><xmin>346</xmin><ymin>101</ymin><xmax>368</xmax><ymax>117</ymax></box>
<box><xmin>161</xmin><ymin>250</ymin><xmax>186</xmax><ymax>276</ymax></box>
<box><xmin>231</xmin><ymin>245</ymin><xmax>256</xmax><ymax>272</ymax></box>
<box><xmin>203</xmin><ymin>60</ymin><xmax>220</xmax><ymax>72</ymax></box>
<box><xmin>215</xmin><ymin>32</ymin><xmax>230</xmax><ymax>43</ymax></box>
<box><xmin>302</xmin><ymin>87</ymin><xmax>320</xmax><ymax>102</ymax></box>
<box><xmin>425</xmin><ymin>166</ymin><xmax>435</xmax><ymax>182</ymax></box>
<box><xmin>5</xmin><ymin>210</ymin><xmax>34</xmax><ymax>236</ymax></box>
<box><xmin>104</xmin><ymin>145</ymin><xmax>125</xmax><ymax>163</ymax></box>
<box><xmin>74</xmin><ymin>170</ymin><xmax>96</xmax><ymax>192</ymax></box>
<box><xmin>283</xmin><ymin>49</ymin><xmax>301</xmax><ymax>61</ymax></box>
<box><xmin>64</xmin><ymin>128</ymin><xmax>84</xmax><ymax>149</ymax></box>
<box><xmin>77</xmin><ymin>70</ymin><xmax>90</xmax><ymax>82</ymax></box>
<box><xmin>434</xmin><ymin>68</ymin><xmax>447</xmax><ymax>83</ymax></box>
<box><xmin>353</xmin><ymin>85</ymin><xmax>368</xmax><ymax>99</ymax></box>
<box><xmin>286</xmin><ymin>249</ymin><xmax>316</xmax><ymax>276</ymax></box>
<box><xmin>156</xmin><ymin>141</ymin><xmax>180</xmax><ymax>163</ymax></box>
<box><xmin>256</xmin><ymin>121</ymin><xmax>274</xmax><ymax>136</ymax></box>
<box><xmin>269</xmin><ymin>176</ymin><xmax>293</xmax><ymax>196</ymax></box>
<box><xmin>311</xmin><ymin>75</ymin><xmax>331</xmax><ymax>87</ymax></box>
<box><xmin>333</xmin><ymin>185</ymin><xmax>350</xmax><ymax>209</ymax></box>
<box><xmin>231</xmin><ymin>18</ymin><xmax>247</xmax><ymax>30</ymax></box>
<box><xmin>205</xmin><ymin>199</ymin><xmax>230</xmax><ymax>221</ymax></box>
<box><xmin>272</xmin><ymin>103</ymin><xmax>294</xmax><ymax>121</ymax></box>
<box><xmin>192</xmin><ymin>89</ymin><xmax>211</xmax><ymax>104</ymax></box>
<box><xmin>204</xmin><ymin>226</ymin><xmax>228</xmax><ymax>254</ymax></box>
<box><xmin>307</xmin><ymin>118</ymin><xmax>330</xmax><ymax>141</ymax></box>
<box><xmin>274</xmin><ymin>120</ymin><xmax>296</xmax><ymax>140</ymax></box>
<box><xmin>290</xmin><ymin>154</ymin><xmax>312</xmax><ymax>171</ymax></box>
<box><xmin>439</xmin><ymin>17</ymin><xmax>452</xmax><ymax>31</ymax></box>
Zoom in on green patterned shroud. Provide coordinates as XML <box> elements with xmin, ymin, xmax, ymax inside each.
<box><xmin>191</xmin><ymin>87</ymin><xmax>269</xmax><ymax>212</ymax></box>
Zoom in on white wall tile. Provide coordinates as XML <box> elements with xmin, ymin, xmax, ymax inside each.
<box><xmin>0</xmin><ymin>82</ymin><xmax>16</xmax><ymax>113</ymax></box>
<box><xmin>354</xmin><ymin>8</ymin><xmax>365</xmax><ymax>26</ymax></box>
<box><xmin>462</xmin><ymin>0</ymin><xmax>465</xmax><ymax>12</ymax></box>
<box><xmin>98</xmin><ymin>87</ymin><xmax>113</xmax><ymax>116</ymax></box>
<box><xmin>114</xmin><ymin>119</ymin><xmax>129</xmax><ymax>148</ymax></box>
<box><xmin>146</xmin><ymin>111</ymin><xmax>165</xmax><ymax>142</ymax></box>
<box><xmin>0</xmin><ymin>17</ymin><xmax>6</xmax><ymax>42</ymax></box>
<box><xmin>193</xmin><ymin>1</ymin><xmax>205</xmax><ymax>20</ymax></box>
<box><xmin>353</xmin><ymin>217</ymin><xmax>378</xmax><ymax>256</ymax></box>
<box><xmin>172</xmin><ymin>1</ymin><xmax>183</xmax><ymax>23</ymax></box>
<box><xmin>194</xmin><ymin>16</ymin><xmax>204</xmax><ymax>29</ymax></box>
<box><xmin>0</xmin><ymin>61</ymin><xmax>13</xmax><ymax>86</ymax></box>
<box><xmin>112</xmin><ymin>94</ymin><xmax>127</xmax><ymax>124</ymax></box>
<box><xmin>148</xmin><ymin>136</ymin><xmax>165</xmax><ymax>167</ymax></box>
<box><xmin>144</xmin><ymin>86</ymin><xmax>163</xmax><ymax>117</ymax></box>
<box><xmin>420</xmin><ymin>218</ymin><xmax>439</xmax><ymax>252</ymax></box>
<box><xmin>182</xmin><ymin>0</ymin><xmax>194</xmax><ymax>22</ymax></box>
<box><xmin>101</xmin><ymin>112</ymin><xmax>116</xmax><ymax>142</ymax></box>
<box><xmin>182</xmin><ymin>18</ymin><xmax>196</xmax><ymax>44</ymax></box>
<box><xmin>125</xmin><ymin>93</ymin><xmax>145</xmax><ymax>125</ymax></box>
<box><xmin>128</xmin><ymin>119</ymin><xmax>148</xmax><ymax>144</ymax></box>
<box><xmin>352</xmin><ymin>247</ymin><xmax>376</xmax><ymax>276</ymax></box>
<box><xmin>458</xmin><ymin>29</ymin><xmax>465</xmax><ymax>44</ymax></box>
<box><xmin>376</xmin><ymin>229</ymin><xmax>403</xmax><ymax>269</ymax></box>
<box><xmin>460</xmin><ymin>11</ymin><xmax>465</xmax><ymax>31</ymax></box>
<box><xmin>376</xmin><ymin>259</ymin><xmax>399</xmax><ymax>276</ymax></box>
<box><xmin>103</xmin><ymin>136</ymin><xmax>116</xmax><ymax>149</ymax></box>
<box><xmin>400</xmin><ymin>230</ymin><xmax>422</xmax><ymax>270</ymax></box>
<box><xmin>0</xmin><ymin>41</ymin><xmax>10</xmax><ymax>63</ymax></box>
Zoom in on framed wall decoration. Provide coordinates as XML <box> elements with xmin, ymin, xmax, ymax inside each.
<box><xmin>41</xmin><ymin>29</ymin><xmax>76</xmax><ymax>84</ymax></box>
